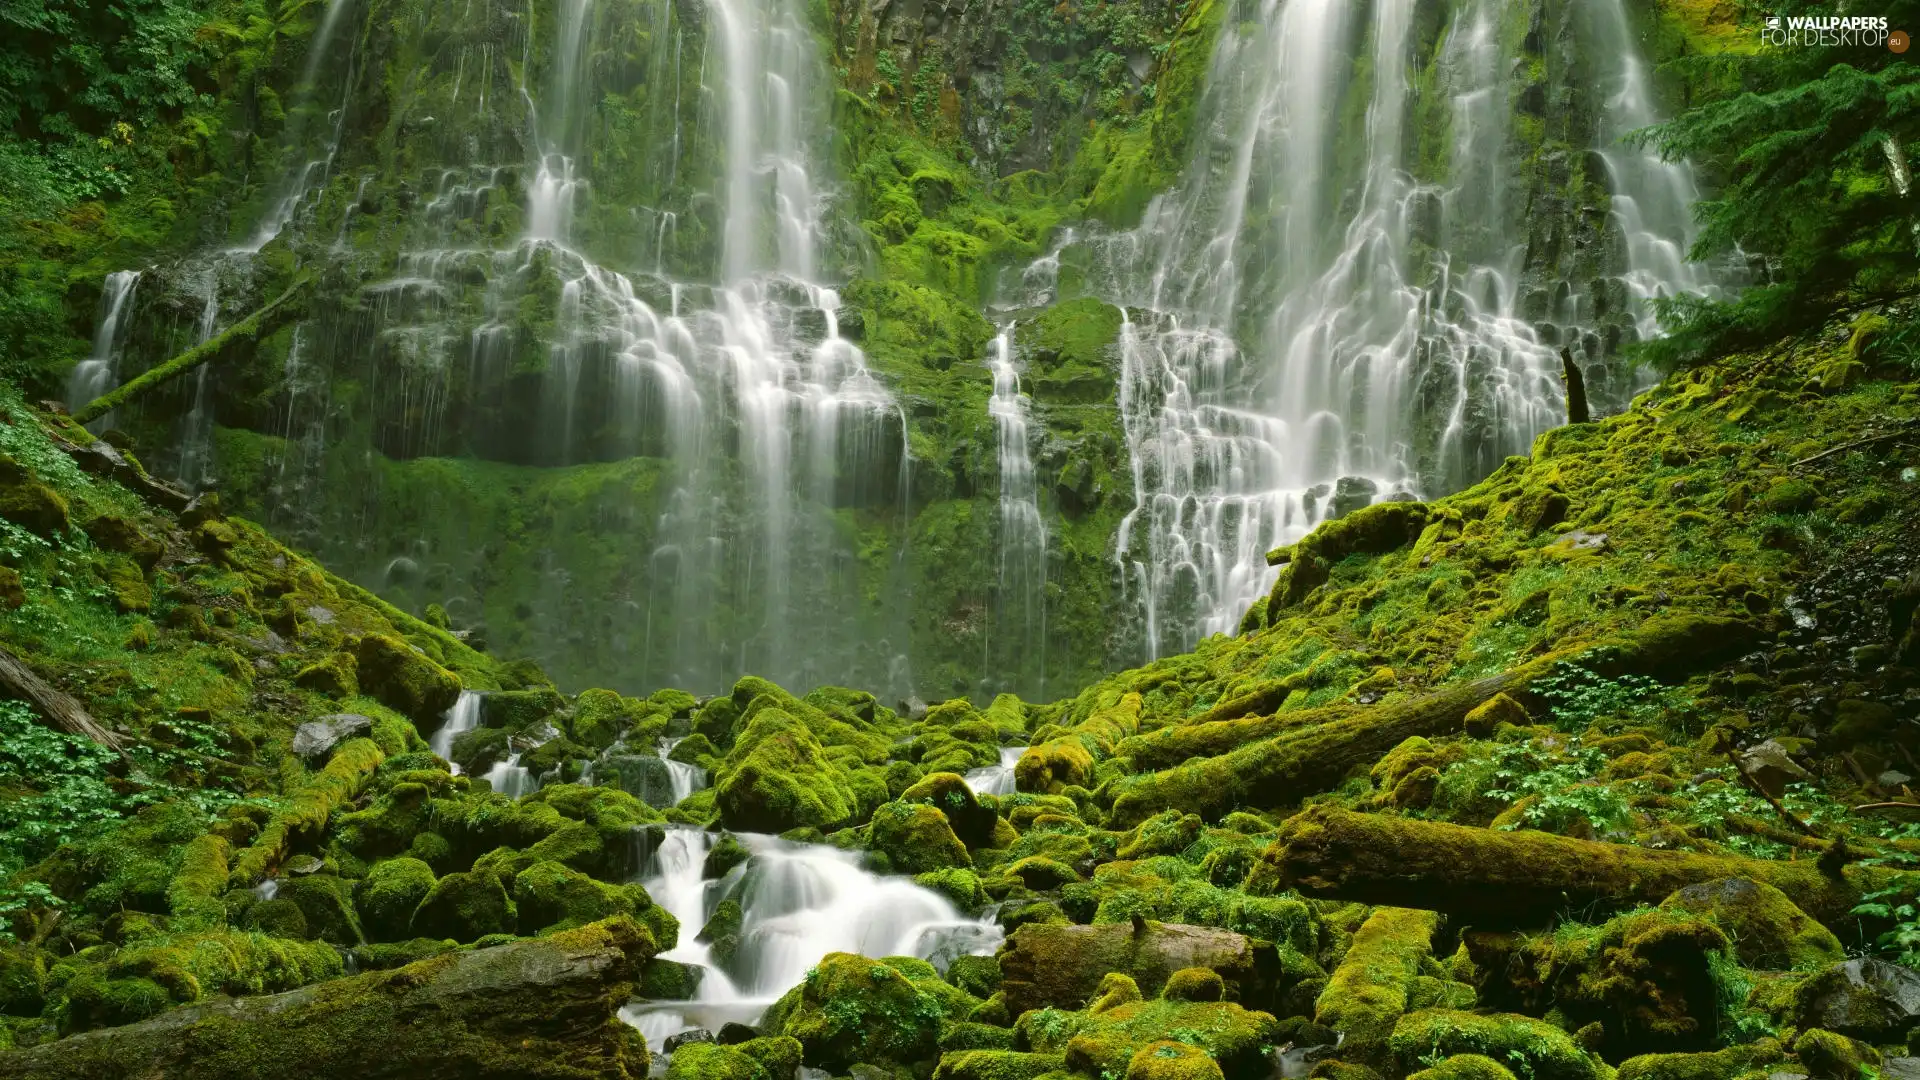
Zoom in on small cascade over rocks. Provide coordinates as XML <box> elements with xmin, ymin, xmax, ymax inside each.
<box><xmin>66</xmin><ymin>270</ymin><xmax>140</xmax><ymax>427</ymax></box>
<box><xmin>658</xmin><ymin>737</ymin><xmax>709</xmax><ymax>806</ymax></box>
<box><xmin>620</xmin><ymin>827</ymin><xmax>1001</xmax><ymax>1053</ymax></box>
<box><xmin>962</xmin><ymin>746</ymin><xmax>1025</xmax><ymax>797</ymax></box>
<box><xmin>430</xmin><ymin>690</ymin><xmax>485</xmax><ymax>771</ymax></box>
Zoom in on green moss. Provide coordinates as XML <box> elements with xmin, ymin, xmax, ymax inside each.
<box><xmin>766</xmin><ymin>952</ymin><xmax>967</xmax><ymax>1070</ymax></box>
<box><xmin>870</xmin><ymin>801</ymin><xmax>971</xmax><ymax>874</ymax></box>
<box><xmin>932</xmin><ymin>1050</ymin><xmax>1066</xmax><ymax>1080</ymax></box>
<box><xmin>408</xmin><ymin>869</ymin><xmax>515</xmax><ymax>943</ymax></box>
<box><xmin>354</xmin><ymin>633</ymin><xmax>461</xmax><ymax>725</ymax></box>
<box><xmin>1315</xmin><ymin>907</ymin><xmax>1443</xmax><ymax>1064</ymax></box>
<box><xmin>1059</xmin><ymin>998</ymin><xmax>1277</xmax><ymax>1080</ymax></box>
<box><xmin>1388</xmin><ymin>1010</ymin><xmax>1602</xmax><ymax>1080</ymax></box>
<box><xmin>1405</xmin><ymin>1056</ymin><xmax>1518</xmax><ymax>1080</ymax></box>
<box><xmin>916</xmin><ymin>867</ymin><xmax>990</xmax><ymax>912</ymax></box>
<box><xmin>511</xmin><ymin>859</ymin><xmax>667</xmax><ymax>937</ymax></box>
<box><xmin>356</xmin><ymin>857</ymin><xmax>436</xmax><ymax>942</ymax></box>
<box><xmin>714</xmin><ymin>706</ymin><xmax>858</xmax><ymax>833</ymax></box>
<box><xmin>1658</xmin><ymin>878</ymin><xmax>1842</xmax><ymax>970</ymax></box>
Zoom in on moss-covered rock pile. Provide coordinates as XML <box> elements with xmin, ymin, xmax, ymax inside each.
<box><xmin>4</xmin><ymin>303</ymin><xmax>1920</xmax><ymax>1078</ymax></box>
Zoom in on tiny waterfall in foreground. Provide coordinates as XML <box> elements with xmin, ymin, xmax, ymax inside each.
<box><xmin>1091</xmin><ymin>0</ymin><xmax>1727</xmax><ymax>661</ymax></box>
<box><xmin>430</xmin><ymin>690</ymin><xmax>486</xmax><ymax>769</ymax></box>
<box><xmin>962</xmin><ymin>747</ymin><xmax>1026</xmax><ymax>797</ymax></box>
<box><xmin>620</xmin><ymin>828</ymin><xmax>1001</xmax><ymax>1051</ymax></box>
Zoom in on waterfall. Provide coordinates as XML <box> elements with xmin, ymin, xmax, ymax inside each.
<box><xmin>659</xmin><ymin>737</ymin><xmax>709</xmax><ymax>804</ymax></box>
<box><xmin>620</xmin><ymin>828</ymin><xmax>1002</xmax><ymax>1050</ymax></box>
<box><xmin>962</xmin><ymin>746</ymin><xmax>1026</xmax><ymax>797</ymax></box>
<box><xmin>66</xmin><ymin>271</ymin><xmax>141</xmax><ymax>422</ymax></box>
<box><xmin>430</xmin><ymin>690</ymin><xmax>485</xmax><ymax>770</ymax></box>
<box><xmin>1586</xmin><ymin>0</ymin><xmax>1730</xmax><ymax>346</ymax></box>
<box><xmin>1095</xmin><ymin>0</ymin><xmax>1722</xmax><ymax>661</ymax></box>
<box><xmin>985</xmin><ymin>324</ymin><xmax>1047</xmax><ymax>694</ymax></box>
<box><xmin>483</xmin><ymin>753</ymin><xmax>537</xmax><ymax>798</ymax></box>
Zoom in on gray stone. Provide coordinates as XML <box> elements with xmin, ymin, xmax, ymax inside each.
<box><xmin>663</xmin><ymin>1028</ymin><xmax>714</xmax><ymax>1054</ymax></box>
<box><xmin>1793</xmin><ymin>957</ymin><xmax>1920</xmax><ymax>1041</ymax></box>
<box><xmin>1737</xmin><ymin>739</ymin><xmax>1811</xmax><ymax>798</ymax></box>
<box><xmin>1882</xmin><ymin>1059</ymin><xmax>1920</xmax><ymax>1080</ymax></box>
<box><xmin>291</xmin><ymin>713</ymin><xmax>374</xmax><ymax>762</ymax></box>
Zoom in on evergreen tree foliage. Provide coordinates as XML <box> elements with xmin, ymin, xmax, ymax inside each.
<box><xmin>1637</xmin><ymin>0</ymin><xmax>1920</xmax><ymax>367</ymax></box>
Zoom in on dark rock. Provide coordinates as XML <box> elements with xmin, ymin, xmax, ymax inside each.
<box><xmin>664</xmin><ymin>1028</ymin><xmax>715</xmax><ymax>1054</ymax></box>
<box><xmin>1793</xmin><ymin>957</ymin><xmax>1920</xmax><ymax>1041</ymax></box>
<box><xmin>715</xmin><ymin>1022</ymin><xmax>758</xmax><ymax>1045</ymax></box>
<box><xmin>1329</xmin><ymin>476</ymin><xmax>1379</xmax><ymax>518</ymax></box>
<box><xmin>291</xmin><ymin>714</ymin><xmax>374</xmax><ymax>762</ymax></box>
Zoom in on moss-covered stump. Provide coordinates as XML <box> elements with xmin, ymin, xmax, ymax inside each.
<box><xmin>998</xmin><ymin>921</ymin><xmax>1257</xmax><ymax>1016</ymax></box>
<box><xmin>0</xmin><ymin>917</ymin><xmax>656</xmax><ymax>1079</ymax></box>
<box><xmin>1257</xmin><ymin>805</ymin><xmax>1876</xmax><ymax>927</ymax></box>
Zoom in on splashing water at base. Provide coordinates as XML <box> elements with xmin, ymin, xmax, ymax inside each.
<box><xmin>963</xmin><ymin>747</ymin><xmax>1026</xmax><ymax>798</ymax></box>
<box><xmin>619</xmin><ymin>828</ymin><xmax>1001</xmax><ymax>1054</ymax></box>
<box><xmin>483</xmin><ymin>753</ymin><xmax>538</xmax><ymax>799</ymax></box>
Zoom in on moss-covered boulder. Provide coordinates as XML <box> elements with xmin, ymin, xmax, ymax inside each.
<box><xmin>1043</xmin><ymin>998</ymin><xmax>1278</xmax><ymax>1080</ymax></box>
<box><xmin>0</xmin><ymin>918</ymin><xmax>655</xmax><ymax>1078</ymax></box>
<box><xmin>902</xmin><ymin>772</ymin><xmax>1001</xmax><ymax>849</ymax></box>
<box><xmin>1315</xmin><ymin>907</ymin><xmax>1440</xmax><ymax>1064</ymax></box>
<box><xmin>1389</xmin><ymin>1010</ymin><xmax>1602</xmax><ymax>1080</ymax></box>
<box><xmin>764</xmin><ymin>952</ymin><xmax>966</xmax><ymax>1070</ymax></box>
<box><xmin>355</xmin><ymin>633</ymin><xmax>461</xmax><ymax>724</ymax></box>
<box><xmin>1406</xmin><ymin>1056</ymin><xmax>1518</xmax><ymax>1080</ymax></box>
<box><xmin>998</xmin><ymin>921</ymin><xmax>1257</xmax><ymax>1016</ymax></box>
<box><xmin>869</xmin><ymin>801</ymin><xmax>970</xmax><ymax>874</ymax></box>
<box><xmin>932</xmin><ymin>1050</ymin><xmax>1066</xmax><ymax>1080</ymax></box>
<box><xmin>571</xmin><ymin>688</ymin><xmax>659</xmax><ymax>749</ymax></box>
<box><xmin>1791</xmin><ymin>957</ymin><xmax>1920</xmax><ymax>1042</ymax></box>
<box><xmin>408</xmin><ymin>869</ymin><xmax>515</xmax><ymax>943</ymax></box>
<box><xmin>356</xmin><ymin>857</ymin><xmax>437</xmax><ymax>942</ymax></box>
<box><xmin>713</xmin><ymin>707</ymin><xmax>856</xmax><ymax>833</ymax></box>
<box><xmin>1659</xmin><ymin>877</ymin><xmax>1843</xmax><ymax>970</ymax></box>
<box><xmin>512</xmin><ymin>859</ymin><xmax>670</xmax><ymax>938</ymax></box>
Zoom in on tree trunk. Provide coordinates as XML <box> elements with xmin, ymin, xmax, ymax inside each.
<box><xmin>1254</xmin><ymin>805</ymin><xmax>1875</xmax><ymax>929</ymax></box>
<box><xmin>0</xmin><ymin>917</ymin><xmax>655</xmax><ymax>1080</ymax></box>
<box><xmin>72</xmin><ymin>277</ymin><xmax>312</xmax><ymax>426</ymax></box>
<box><xmin>0</xmin><ymin>646</ymin><xmax>124</xmax><ymax>750</ymax></box>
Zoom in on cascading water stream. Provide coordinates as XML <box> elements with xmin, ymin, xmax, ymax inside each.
<box><xmin>658</xmin><ymin>737</ymin><xmax>709</xmax><ymax>805</ymax></box>
<box><xmin>66</xmin><ymin>271</ymin><xmax>141</xmax><ymax>422</ymax></box>
<box><xmin>984</xmin><ymin>324</ymin><xmax>1047</xmax><ymax>692</ymax></box>
<box><xmin>430</xmin><ymin>690</ymin><xmax>485</xmax><ymax>770</ymax></box>
<box><xmin>619</xmin><ymin>828</ymin><xmax>1002</xmax><ymax>1053</ymax></box>
<box><xmin>962</xmin><ymin>746</ymin><xmax>1026</xmax><ymax>797</ymax></box>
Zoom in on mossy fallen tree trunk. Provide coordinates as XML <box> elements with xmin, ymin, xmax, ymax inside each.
<box><xmin>0</xmin><ymin>917</ymin><xmax>655</xmax><ymax>1080</ymax></box>
<box><xmin>71</xmin><ymin>277</ymin><xmax>312</xmax><ymax>426</ymax></box>
<box><xmin>1109</xmin><ymin>658</ymin><xmax>1558</xmax><ymax>824</ymax></box>
<box><xmin>1254</xmin><ymin>805</ymin><xmax>1876</xmax><ymax>928</ymax></box>
<box><xmin>1118</xmin><ymin>674</ymin><xmax>1508</xmax><ymax>774</ymax></box>
<box><xmin>0</xmin><ymin>646</ymin><xmax>125</xmax><ymax>750</ymax></box>
<box><xmin>1109</xmin><ymin>615</ymin><xmax>1765</xmax><ymax>824</ymax></box>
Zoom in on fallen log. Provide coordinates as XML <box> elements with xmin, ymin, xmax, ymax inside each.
<box><xmin>72</xmin><ymin>277</ymin><xmax>312</xmax><ymax>426</ymax></box>
<box><xmin>1254</xmin><ymin>805</ymin><xmax>1877</xmax><ymax>929</ymax></box>
<box><xmin>1118</xmin><ymin>672</ymin><xmax>1520</xmax><ymax>774</ymax></box>
<box><xmin>0</xmin><ymin>917</ymin><xmax>655</xmax><ymax>1080</ymax></box>
<box><xmin>1108</xmin><ymin>615</ymin><xmax>1764</xmax><ymax>824</ymax></box>
<box><xmin>0</xmin><ymin>646</ymin><xmax>124</xmax><ymax>750</ymax></box>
